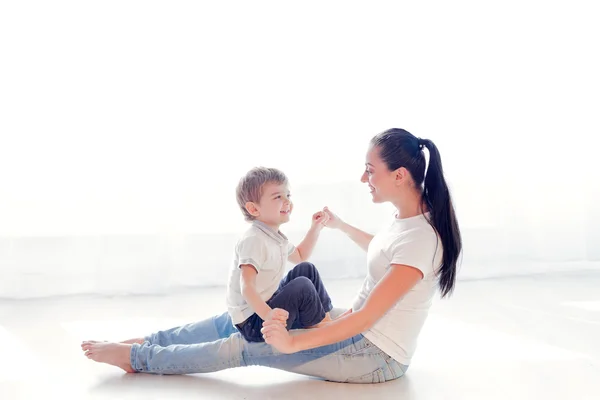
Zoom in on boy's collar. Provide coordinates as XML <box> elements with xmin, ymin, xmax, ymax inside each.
<box><xmin>252</xmin><ymin>220</ymin><xmax>288</xmax><ymax>245</ymax></box>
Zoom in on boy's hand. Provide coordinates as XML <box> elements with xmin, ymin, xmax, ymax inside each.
<box><xmin>311</xmin><ymin>211</ymin><xmax>330</xmax><ymax>231</ymax></box>
<box><xmin>266</xmin><ymin>308</ymin><xmax>289</xmax><ymax>327</ymax></box>
<box><xmin>321</xmin><ymin>206</ymin><xmax>343</xmax><ymax>229</ymax></box>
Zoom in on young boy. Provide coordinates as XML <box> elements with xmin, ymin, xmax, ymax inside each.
<box><xmin>226</xmin><ymin>167</ymin><xmax>333</xmax><ymax>342</ymax></box>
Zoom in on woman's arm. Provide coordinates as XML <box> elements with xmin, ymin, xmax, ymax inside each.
<box><xmin>323</xmin><ymin>207</ymin><xmax>374</xmax><ymax>251</ymax></box>
<box><xmin>338</xmin><ymin>221</ymin><xmax>374</xmax><ymax>252</ymax></box>
<box><xmin>334</xmin><ymin>309</ymin><xmax>353</xmax><ymax>320</ymax></box>
<box><xmin>261</xmin><ymin>264</ymin><xmax>424</xmax><ymax>353</ymax></box>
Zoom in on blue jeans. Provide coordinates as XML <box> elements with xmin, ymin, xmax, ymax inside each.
<box><xmin>137</xmin><ymin>309</ymin><xmax>408</xmax><ymax>383</ymax></box>
<box><xmin>237</xmin><ymin>262</ymin><xmax>334</xmax><ymax>342</ymax></box>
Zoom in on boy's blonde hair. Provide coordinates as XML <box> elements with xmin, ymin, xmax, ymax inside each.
<box><xmin>236</xmin><ymin>167</ymin><xmax>288</xmax><ymax>221</ymax></box>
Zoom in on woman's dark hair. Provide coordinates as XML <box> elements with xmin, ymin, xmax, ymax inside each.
<box><xmin>371</xmin><ymin>128</ymin><xmax>462</xmax><ymax>297</ymax></box>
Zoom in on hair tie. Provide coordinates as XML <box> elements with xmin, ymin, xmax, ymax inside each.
<box><xmin>417</xmin><ymin>138</ymin><xmax>424</xmax><ymax>151</ymax></box>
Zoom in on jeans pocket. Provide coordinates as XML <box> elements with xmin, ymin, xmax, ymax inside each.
<box><xmin>347</xmin><ymin>335</ymin><xmax>373</xmax><ymax>355</ymax></box>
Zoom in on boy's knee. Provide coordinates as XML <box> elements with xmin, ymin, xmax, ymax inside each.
<box><xmin>289</xmin><ymin>276</ymin><xmax>316</xmax><ymax>293</ymax></box>
<box><xmin>295</xmin><ymin>261</ymin><xmax>316</xmax><ymax>273</ymax></box>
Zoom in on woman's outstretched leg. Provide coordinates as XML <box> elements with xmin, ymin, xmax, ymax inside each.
<box><xmin>142</xmin><ymin>311</ymin><xmax>237</xmax><ymax>346</ymax></box>
<box><xmin>82</xmin><ymin>331</ymin><xmax>407</xmax><ymax>383</ymax></box>
<box><xmin>82</xmin><ymin>311</ymin><xmax>237</xmax><ymax>353</ymax></box>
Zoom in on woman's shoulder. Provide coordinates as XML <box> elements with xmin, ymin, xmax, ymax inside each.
<box><xmin>384</xmin><ymin>215</ymin><xmax>438</xmax><ymax>240</ymax></box>
<box><xmin>378</xmin><ymin>219</ymin><xmax>440</xmax><ymax>257</ymax></box>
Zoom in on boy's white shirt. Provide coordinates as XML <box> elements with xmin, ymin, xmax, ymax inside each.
<box><xmin>226</xmin><ymin>220</ymin><xmax>296</xmax><ymax>325</ymax></box>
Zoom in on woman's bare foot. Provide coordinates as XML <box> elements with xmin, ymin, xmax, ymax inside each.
<box><xmin>121</xmin><ymin>338</ymin><xmax>146</xmax><ymax>345</ymax></box>
<box><xmin>81</xmin><ymin>337</ymin><xmax>145</xmax><ymax>351</ymax></box>
<box><xmin>81</xmin><ymin>342</ymin><xmax>135</xmax><ymax>373</ymax></box>
<box><xmin>81</xmin><ymin>340</ymin><xmax>102</xmax><ymax>351</ymax></box>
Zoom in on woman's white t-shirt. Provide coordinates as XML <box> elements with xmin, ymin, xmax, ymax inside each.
<box><xmin>351</xmin><ymin>213</ymin><xmax>443</xmax><ymax>365</ymax></box>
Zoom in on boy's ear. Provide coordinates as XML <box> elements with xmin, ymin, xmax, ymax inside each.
<box><xmin>245</xmin><ymin>202</ymin><xmax>260</xmax><ymax>217</ymax></box>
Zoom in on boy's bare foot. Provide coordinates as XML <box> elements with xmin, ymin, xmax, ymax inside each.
<box><xmin>81</xmin><ymin>342</ymin><xmax>135</xmax><ymax>373</ymax></box>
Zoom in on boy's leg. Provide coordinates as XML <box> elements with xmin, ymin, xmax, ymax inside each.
<box><xmin>279</xmin><ymin>262</ymin><xmax>333</xmax><ymax>316</ymax></box>
<box><xmin>232</xmin><ymin>313</ymin><xmax>265</xmax><ymax>343</ymax></box>
<box><xmin>269</xmin><ymin>276</ymin><xmax>327</xmax><ymax>330</ymax></box>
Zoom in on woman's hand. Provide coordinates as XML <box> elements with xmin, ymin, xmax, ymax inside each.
<box><xmin>261</xmin><ymin>320</ymin><xmax>296</xmax><ymax>354</ymax></box>
<box><xmin>311</xmin><ymin>210</ymin><xmax>330</xmax><ymax>231</ymax></box>
<box><xmin>322</xmin><ymin>207</ymin><xmax>344</xmax><ymax>230</ymax></box>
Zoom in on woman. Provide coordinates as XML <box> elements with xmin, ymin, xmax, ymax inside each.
<box><xmin>82</xmin><ymin>128</ymin><xmax>462</xmax><ymax>383</ymax></box>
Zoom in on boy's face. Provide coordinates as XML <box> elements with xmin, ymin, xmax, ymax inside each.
<box><xmin>249</xmin><ymin>182</ymin><xmax>292</xmax><ymax>228</ymax></box>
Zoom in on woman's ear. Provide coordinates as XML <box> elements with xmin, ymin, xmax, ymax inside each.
<box><xmin>394</xmin><ymin>167</ymin><xmax>408</xmax><ymax>186</ymax></box>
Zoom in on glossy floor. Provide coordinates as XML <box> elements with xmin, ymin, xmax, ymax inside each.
<box><xmin>1</xmin><ymin>270</ymin><xmax>599</xmax><ymax>399</ymax></box>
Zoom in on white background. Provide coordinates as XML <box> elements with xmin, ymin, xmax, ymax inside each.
<box><xmin>1</xmin><ymin>1</ymin><xmax>598</xmax><ymax>298</ymax></box>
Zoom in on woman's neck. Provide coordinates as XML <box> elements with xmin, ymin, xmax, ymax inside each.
<box><xmin>391</xmin><ymin>188</ymin><xmax>426</xmax><ymax>219</ymax></box>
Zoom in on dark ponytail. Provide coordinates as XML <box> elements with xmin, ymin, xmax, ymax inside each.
<box><xmin>371</xmin><ymin>129</ymin><xmax>462</xmax><ymax>298</ymax></box>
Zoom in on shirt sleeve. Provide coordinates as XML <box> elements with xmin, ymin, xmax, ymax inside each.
<box><xmin>287</xmin><ymin>242</ymin><xmax>296</xmax><ymax>256</ymax></box>
<box><xmin>237</xmin><ymin>235</ymin><xmax>267</xmax><ymax>272</ymax></box>
<box><xmin>388</xmin><ymin>231</ymin><xmax>440</xmax><ymax>277</ymax></box>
